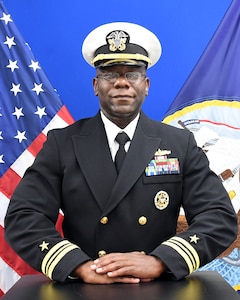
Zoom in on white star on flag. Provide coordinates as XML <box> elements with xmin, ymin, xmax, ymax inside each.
<box><xmin>10</xmin><ymin>83</ymin><xmax>22</xmax><ymax>95</ymax></box>
<box><xmin>32</xmin><ymin>83</ymin><xmax>44</xmax><ymax>95</ymax></box>
<box><xmin>4</xmin><ymin>36</ymin><xmax>16</xmax><ymax>49</ymax></box>
<box><xmin>0</xmin><ymin>12</ymin><xmax>13</xmax><ymax>24</ymax></box>
<box><xmin>0</xmin><ymin>131</ymin><xmax>3</xmax><ymax>140</ymax></box>
<box><xmin>7</xmin><ymin>59</ymin><xmax>19</xmax><ymax>72</ymax></box>
<box><xmin>12</xmin><ymin>107</ymin><xmax>24</xmax><ymax>119</ymax></box>
<box><xmin>29</xmin><ymin>60</ymin><xmax>41</xmax><ymax>72</ymax></box>
<box><xmin>14</xmin><ymin>130</ymin><xmax>27</xmax><ymax>143</ymax></box>
<box><xmin>34</xmin><ymin>106</ymin><xmax>47</xmax><ymax>119</ymax></box>
<box><xmin>0</xmin><ymin>154</ymin><xmax>5</xmax><ymax>164</ymax></box>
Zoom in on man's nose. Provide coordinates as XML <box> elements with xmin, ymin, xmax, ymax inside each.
<box><xmin>114</xmin><ymin>75</ymin><xmax>130</xmax><ymax>87</ymax></box>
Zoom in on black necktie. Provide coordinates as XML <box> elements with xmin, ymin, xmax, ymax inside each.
<box><xmin>115</xmin><ymin>132</ymin><xmax>130</xmax><ymax>173</ymax></box>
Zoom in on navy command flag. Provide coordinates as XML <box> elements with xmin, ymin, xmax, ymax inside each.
<box><xmin>0</xmin><ymin>2</ymin><xmax>74</xmax><ymax>296</ymax></box>
<box><xmin>163</xmin><ymin>0</ymin><xmax>240</xmax><ymax>291</ymax></box>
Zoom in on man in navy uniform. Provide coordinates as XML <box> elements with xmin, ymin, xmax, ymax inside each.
<box><xmin>5</xmin><ymin>22</ymin><xmax>237</xmax><ymax>284</ymax></box>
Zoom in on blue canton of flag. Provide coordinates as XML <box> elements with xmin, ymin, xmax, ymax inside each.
<box><xmin>0</xmin><ymin>2</ymin><xmax>73</xmax><ymax>296</ymax></box>
<box><xmin>0</xmin><ymin>4</ymin><xmax>65</xmax><ymax>177</ymax></box>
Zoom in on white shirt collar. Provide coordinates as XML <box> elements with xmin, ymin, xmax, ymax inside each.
<box><xmin>100</xmin><ymin>111</ymin><xmax>140</xmax><ymax>159</ymax></box>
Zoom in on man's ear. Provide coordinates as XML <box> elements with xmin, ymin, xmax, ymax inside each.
<box><xmin>145</xmin><ymin>86</ymin><xmax>149</xmax><ymax>95</ymax></box>
<box><xmin>93</xmin><ymin>77</ymin><xmax>98</xmax><ymax>96</ymax></box>
<box><xmin>145</xmin><ymin>78</ymin><xmax>150</xmax><ymax>96</ymax></box>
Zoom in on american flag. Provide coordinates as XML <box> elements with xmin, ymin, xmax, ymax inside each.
<box><xmin>0</xmin><ymin>2</ymin><xmax>74</xmax><ymax>296</ymax></box>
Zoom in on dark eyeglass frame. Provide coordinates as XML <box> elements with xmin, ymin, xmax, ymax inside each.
<box><xmin>96</xmin><ymin>71</ymin><xmax>146</xmax><ymax>83</ymax></box>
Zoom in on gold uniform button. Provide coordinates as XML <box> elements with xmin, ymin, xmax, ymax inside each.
<box><xmin>98</xmin><ymin>250</ymin><xmax>106</xmax><ymax>257</ymax></box>
<box><xmin>138</xmin><ymin>216</ymin><xmax>147</xmax><ymax>225</ymax></box>
<box><xmin>100</xmin><ymin>216</ymin><xmax>108</xmax><ymax>224</ymax></box>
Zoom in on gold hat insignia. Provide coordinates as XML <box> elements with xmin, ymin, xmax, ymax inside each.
<box><xmin>106</xmin><ymin>30</ymin><xmax>129</xmax><ymax>52</ymax></box>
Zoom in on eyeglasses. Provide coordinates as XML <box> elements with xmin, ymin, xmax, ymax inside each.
<box><xmin>96</xmin><ymin>72</ymin><xmax>146</xmax><ymax>84</ymax></box>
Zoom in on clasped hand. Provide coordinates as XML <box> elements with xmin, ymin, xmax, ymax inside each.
<box><xmin>74</xmin><ymin>251</ymin><xmax>166</xmax><ymax>284</ymax></box>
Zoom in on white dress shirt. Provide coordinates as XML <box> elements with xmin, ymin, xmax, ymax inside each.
<box><xmin>100</xmin><ymin>111</ymin><xmax>139</xmax><ymax>161</ymax></box>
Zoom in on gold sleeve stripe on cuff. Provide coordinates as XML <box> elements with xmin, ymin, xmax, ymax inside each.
<box><xmin>42</xmin><ymin>242</ymin><xmax>79</xmax><ymax>279</ymax></box>
<box><xmin>170</xmin><ymin>237</ymin><xmax>200</xmax><ymax>269</ymax></box>
<box><xmin>47</xmin><ymin>244</ymin><xmax>79</xmax><ymax>279</ymax></box>
<box><xmin>163</xmin><ymin>237</ymin><xmax>200</xmax><ymax>272</ymax></box>
<box><xmin>41</xmin><ymin>240</ymin><xmax>79</xmax><ymax>279</ymax></box>
<box><xmin>162</xmin><ymin>241</ymin><xmax>195</xmax><ymax>274</ymax></box>
<box><xmin>42</xmin><ymin>240</ymin><xmax>69</xmax><ymax>275</ymax></box>
<box><xmin>162</xmin><ymin>237</ymin><xmax>200</xmax><ymax>274</ymax></box>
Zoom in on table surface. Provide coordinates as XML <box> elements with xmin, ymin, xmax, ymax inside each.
<box><xmin>2</xmin><ymin>271</ymin><xmax>240</xmax><ymax>300</ymax></box>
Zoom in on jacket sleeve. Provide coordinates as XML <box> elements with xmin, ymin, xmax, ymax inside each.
<box><xmin>4</xmin><ymin>130</ymin><xmax>91</xmax><ymax>282</ymax></box>
<box><xmin>150</xmin><ymin>132</ymin><xmax>238</xmax><ymax>280</ymax></box>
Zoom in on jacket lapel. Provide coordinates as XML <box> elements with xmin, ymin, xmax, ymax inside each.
<box><xmin>103</xmin><ymin>113</ymin><xmax>161</xmax><ymax>214</ymax></box>
<box><xmin>72</xmin><ymin>113</ymin><xmax>117</xmax><ymax>209</ymax></box>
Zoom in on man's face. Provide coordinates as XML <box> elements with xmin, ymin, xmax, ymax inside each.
<box><xmin>93</xmin><ymin>65</ymin><xmax>150</xmax><ymax>126</ymax></box>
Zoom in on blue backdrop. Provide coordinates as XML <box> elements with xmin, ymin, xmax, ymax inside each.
<box><xmin>4</xmin><ymin>0</ymin><xmax>232</xmax><ymax>121</ymax></box>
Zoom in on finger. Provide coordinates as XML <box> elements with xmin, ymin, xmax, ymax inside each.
<box><xmin>90</xmin><ymin>263</ymin><xmax>97</xmax><ymax>271</ymax></box>
<box><xmin>93</xmin><ymin>254</ymin><xmax>121</xmax><ymax>266</ymax></box>
<box><xmin>92</xmin><ymin>259</ymin><xmax>126</xmax><ymax>274</ymax></box>
<box><xmin>110</xmin><ymin>277</ymin><xmax>140</xmax><ymax>284</ymax></box>
<box><xmin>94</xmin><ymin>262</ymin><xmax>124</xmax><ymax>274</ymax></box>
<box><xmin>106</xmin><ymin>266</ymin><xmax>134</xmax><ymax>278</ymax></box>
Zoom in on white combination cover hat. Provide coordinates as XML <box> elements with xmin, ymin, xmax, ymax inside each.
<box><xmin>82</xmin><ymin>22</ymin><xmax>162</xmax><ymax>69</ymax></box>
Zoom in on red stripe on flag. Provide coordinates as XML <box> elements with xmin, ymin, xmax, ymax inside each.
<box><xmin>0</xmin><ymin>289</ymin><xmax>4</xmax><ymax>298</ymax></box>
<box><xmin>27</xmin><ymin>132</ymin><xmax>46</xmax><ymax>157</ymax></box>
<box><xmin>0</xmin><ymin>226</ymin><xmax>39</xmax><ymax>276</ymax></box>
<box><xmin>56</xmin><ymin>213</ymin><xmax>64</xmax><ymax>237</ymax></box>
<box><xmin>58</xmin><ymin>105</ymin><xmax>74</xmax><ymax>124</ymax></box>
<box><xmin>0</xmin><ymin>169</ymin><xmax>21</xmax><ymax>199</ymax></box>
